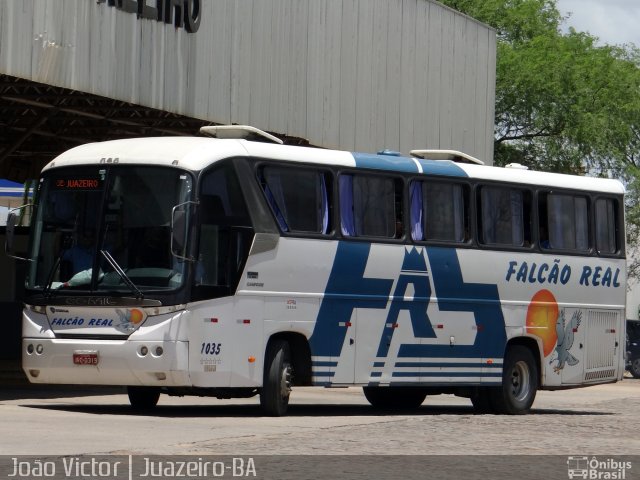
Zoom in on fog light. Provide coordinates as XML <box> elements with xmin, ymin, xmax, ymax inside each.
<box><xmin>27</xmin><ymin>344</ymin><xmax>34</xmax><ymax>354</ymax></box>
<box><xmin>140</xmin><ymin>346</ymin><xmax>148</xmax><ymax>356</ymax></box>
<box><xmin>155</xmin><ymin>346</ymin><xmax>163</xmax><ymax>356</ymax></box>
<box><xmin>155</xmin><ymin>372</ymin><xmax>166</xmax><ymax>380</ymax></box>
<box><xmin>29</xmin><ymin>369</ymin><xmax>40</xmax><ymax>378</ymax></box>
<box><xmin>35</xmin><ymin>344</ymin><xmax>44</xmax><ymax>355</ymax></box>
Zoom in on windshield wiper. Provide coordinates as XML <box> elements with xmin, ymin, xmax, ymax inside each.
<box><xmin>100</xmin><ymin>250</ymin><xmax>144</xmax><ymax>299</ymax></box>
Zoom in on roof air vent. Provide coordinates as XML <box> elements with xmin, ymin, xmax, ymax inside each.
<box><xmin>505</xmin><ymin>163</ymin><xmax>528</xmax><ymax>170</ymax></box>
<box><xmin>199</xmin><ymin>125</ymin><xmax>283</xmax><ymax>144</ymax></box>
<box><xmin>409</xmin><ymin>149</ymin><xmax>484</xmax><ymax>165</ymax></box>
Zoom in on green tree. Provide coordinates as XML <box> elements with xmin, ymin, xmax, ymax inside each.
<box><xmin>441</xmin><ymin>0</ymin><xmax>640</xmax><ymax>274</ymax></box>
<box><xmin>441</xmin><ymin>0</ymin><xmax>640</xmax><ymax>174</ymax></box>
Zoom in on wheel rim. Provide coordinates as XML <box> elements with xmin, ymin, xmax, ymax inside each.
<box><xmin>280</xmin><ymin>363</ymin><xmax>292</xmax><ymax>399</ymax></box>
<box><xmin>509</xmin><ymin>360</ymin><xmax>531</xmax><ymax>402</ymax></box>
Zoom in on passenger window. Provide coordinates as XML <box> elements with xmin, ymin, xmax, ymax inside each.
<box><xmin>410</xmin><ymin>180</ymin><xmax>468</xmax><ymax>242</ymax></box>
<box><xmin>540</xmin><ymin>193</ymin><xmax>589</xmax><ymax>251</ymax></box>
<box><xmin>260</xmin><ymin>166</ymin><xmax>330</xmax><ymax>234</ymax></box>
<box><xmin>595</xmin><ymin>198</ymin><xmax>617</xmax><ymax>254</ymax></box>
<box><xmin>340</xmin><ymin>174</ymin><xmax>401</xmax><ymax>238</ymax></box>
<box><xmin>479</xmin><ymin>186</ymin><xmax>530</xmax><ymax>247</ymax></box>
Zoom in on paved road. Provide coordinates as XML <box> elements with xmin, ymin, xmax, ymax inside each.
<box><xmin>1</xmin><ymin>377</ymin><xmax>639</xmax><ymax>457</ymax></box>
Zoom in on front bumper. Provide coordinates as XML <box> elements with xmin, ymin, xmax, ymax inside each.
<box><xmin>22</xmin><ymin>338</ymin><xmax>191</xmax><ymax>387</ymax></box>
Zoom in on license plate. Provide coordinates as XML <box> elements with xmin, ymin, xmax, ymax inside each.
<box><xmin>73</xmin><ymin>351</ymin><xmax>99</xmax><ymax>366</ymax></box>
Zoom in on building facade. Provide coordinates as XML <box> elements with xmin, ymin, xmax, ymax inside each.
<box><xmin>0</xmin><ymin>0</ymin><xmax>496</xmax><ymax>171</ymax></box>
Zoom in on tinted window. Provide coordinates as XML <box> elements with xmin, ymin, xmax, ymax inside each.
<box><xmin>542</xmin><ymin>193</ymin><xmax>589</xmax><ymax>251</ymax></box>
<box><xmin>260</xmin><ymin>166</ymin><xmax>330</xmax><ymax>234</ymax></box>
<box><xmin>595</xmin><ymin>198</ymin><xmax>617</xmax><ymax>254</ymax></box>
<box><xmin>410</xmin><ymin>180</ymin><xmax>468</xmax><ymax>242</ymax></box>
<box><xmin>201</xmin><ymin>166</ymin><xmax>250</xmax><ymax>221</ymax></box>
<box><xmin>479</xmin><ymin>186</ymin><xmax>528</xmax><ymax>246</ymax></box>
<box><xmin>340</xmin><ymin>174</ymin><xmax>399</xmax><ymax>238</ymax></box>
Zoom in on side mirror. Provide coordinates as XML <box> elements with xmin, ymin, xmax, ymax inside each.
<box><xmin>5</xmin><ymin>206</ymin><xmax>31</xmax><ymax>261</ymax></box>
<box><xmin>170</xmin><ymin>201</ymin><xmax>196</xmax><ymax>262</ymax></box>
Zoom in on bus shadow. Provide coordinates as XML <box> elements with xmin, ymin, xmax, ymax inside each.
<box><xmin>21</xmin><ymin>402</ymin><xmax>615</xmax><ymax>418</ymax></box>
<box><xmin>0</xmin><ymin>385</ymin><xmax>124</xmax><ymax>401</ymax></box>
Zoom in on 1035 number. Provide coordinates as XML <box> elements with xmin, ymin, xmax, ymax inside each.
<box><xmin>201</xmin><ymin>342</ymin><xmax>222</xmax><ymax>355</ymax></box>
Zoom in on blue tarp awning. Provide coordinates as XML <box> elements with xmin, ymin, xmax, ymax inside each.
<box><xmin>0</xmin><ymin>179</ymin><xmax>31</xmax><ymax>198</ymax></box>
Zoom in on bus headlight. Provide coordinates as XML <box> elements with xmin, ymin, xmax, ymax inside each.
<box><xmin>35</xmin><ymin>344</ymin><xmax>44</xmax><ymax>355</ymax></box>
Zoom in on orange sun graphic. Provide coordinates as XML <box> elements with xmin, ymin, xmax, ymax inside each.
<box><xmin>525</xmin><ymin>289</ymin><xmax>559</xmax><ymax>357</ymax></box>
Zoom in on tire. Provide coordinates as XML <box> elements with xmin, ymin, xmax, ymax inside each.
<box><xmin>127</xmin><ymin>386</ymin><xmax>160</xmax><ymax>410</ymax></box>
<box><xmin>470</xmin><ymin>387</ymin><xmax>496</xmax><ymax>414</ymax></box>
<box><xmin>630</xmin><ymin>357</ymin><xmax>640</xmax><ymax>379</ymax></box>
<box><xmin>260</xmin><ymin>340</ymin><xmax>293</xmax><ymax>416</ymax></box>
<box><xmin>490</xmin><ymin>345</ymin><xmax>538</xmax><ymax>414</ymax></box>
<box><xmin>362</xmin><ymin>386</ymin><xmax>427</xmax><ymax>410</ymax></box>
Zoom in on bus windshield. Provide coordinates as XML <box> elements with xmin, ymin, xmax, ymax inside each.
<box><xmin>26</xmin><ymin>166</ymin><xmax>193</xmax><ymax>295</ymax></box>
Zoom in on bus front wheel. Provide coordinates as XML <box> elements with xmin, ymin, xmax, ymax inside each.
<box><xmin>363</xmin><ymin>386</ymin><xmax>426</xmax><ymax>410</ymax></box>
<box><xmin>490</xmin><ymin>345</ymin><xmax>538</xmax><ymax>414</ymax></box>
<box><xmin>127</xmin><ymin>386</ymin><xmax>160</xmax><ymax>410</ymax></box>
<box><xmin>260</xmin><ymin>340</ymin><xmax>292</xmax><ymax>416</ymax></box>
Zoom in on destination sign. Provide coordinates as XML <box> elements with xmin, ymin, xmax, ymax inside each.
<box><xmin>53</xmin><ymin>178</ymin><xmax>103</xmax><ymax>190</ymax></box>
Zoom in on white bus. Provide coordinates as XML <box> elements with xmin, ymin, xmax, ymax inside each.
<box><xmin>7</xmin><ymin>126</ymin><xmax>626</xmax><ymax>415</ymax></box>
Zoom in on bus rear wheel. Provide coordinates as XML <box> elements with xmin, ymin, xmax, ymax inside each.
<box><xmin>363</xmin><ymin>386</ymin><xmax>426</xmax><ymax>410</ymax></box>
<box><xmin>260</xmin><ymin>340</ymin><xmax>292</xmax><ymax>416</ymax></box>
<box><xmin>490</xmin><ymin>345</ymin><xmax>538</xmax><ymax>414</ymax></box>
<box><xmin>127</xmin><ymin>386</ymin><xmax>160</xmax><ymax>410</ymax></box>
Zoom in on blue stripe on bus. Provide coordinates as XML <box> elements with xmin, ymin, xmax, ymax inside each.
<box><xmin>351</xmin><ymin>153</ymin><xmax>470</xmax><ymax>178</ymax></box>
<box><xmin>352</xmin><ymin>153</ymin><xmax>420</xmax><ymax>173</ymax></box>
<box><xmin>388</xmin><ymin>381</ymin><xmax>502</xmax><ymax>387</ymax></box>
<box><xmin>397</xmin><ymin>345</ymin><xmax>506</xmax><ymax>360</ymax></box>
<box><xmin>416</xmin><ymin>159</ymin><xmax>468</xmax><ymax>177</ymax></box>
<box><xmin>373</xmin><ymin>362</ymin><xmax>385</xmax><ymax>368</ymax></box>
<box><xmin>370</xmin><ymin>372</ymin><xmax>382</xmax><ymax>378</ymax></box>
<box><xmin>420</xmin><ymin>247</ymin><xmax>506</xmax><ymax>358</ymax></box>
<box><xmin>320</xmin><ymin>292</ymin><xmax>500</xmax><ymax>306</ymax></box>
<box><xmin>309</xmin><ymin>242</ymin><xmax>393</xmax><ymax>357</ymax></box>
<box><xmin>312</xmin><ymin>371</ymin><xmax>335</xmax><ymax>377</ymax></box>
<box><xmin>376</xmin><ymin>247</ymin><xmax>435</xmax><ymax>358</ymax></box>
<box><xmin>391</xmin><ymin>371</ymin><xmax>503</xmax><ymax>378</ymax></box>
<box><xmin>394</xmin><ymin>362</ymin><xmax>502</xmax><ymax>369</ymax></box>
<box><xmin>312</xmin><ymin>361</ymin><xmax>338</xmax><ymax>367</ymax></box>
<box><xmin>309</xmin><ymin>244</ymin><xmax>507</xmax><ymax>362</ymax></box>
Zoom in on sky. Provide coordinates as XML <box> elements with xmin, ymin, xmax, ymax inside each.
<box><xmin>555</xmin><ymin>0</ymin><xmax>640</xmax><ymax>47</ymax></box>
